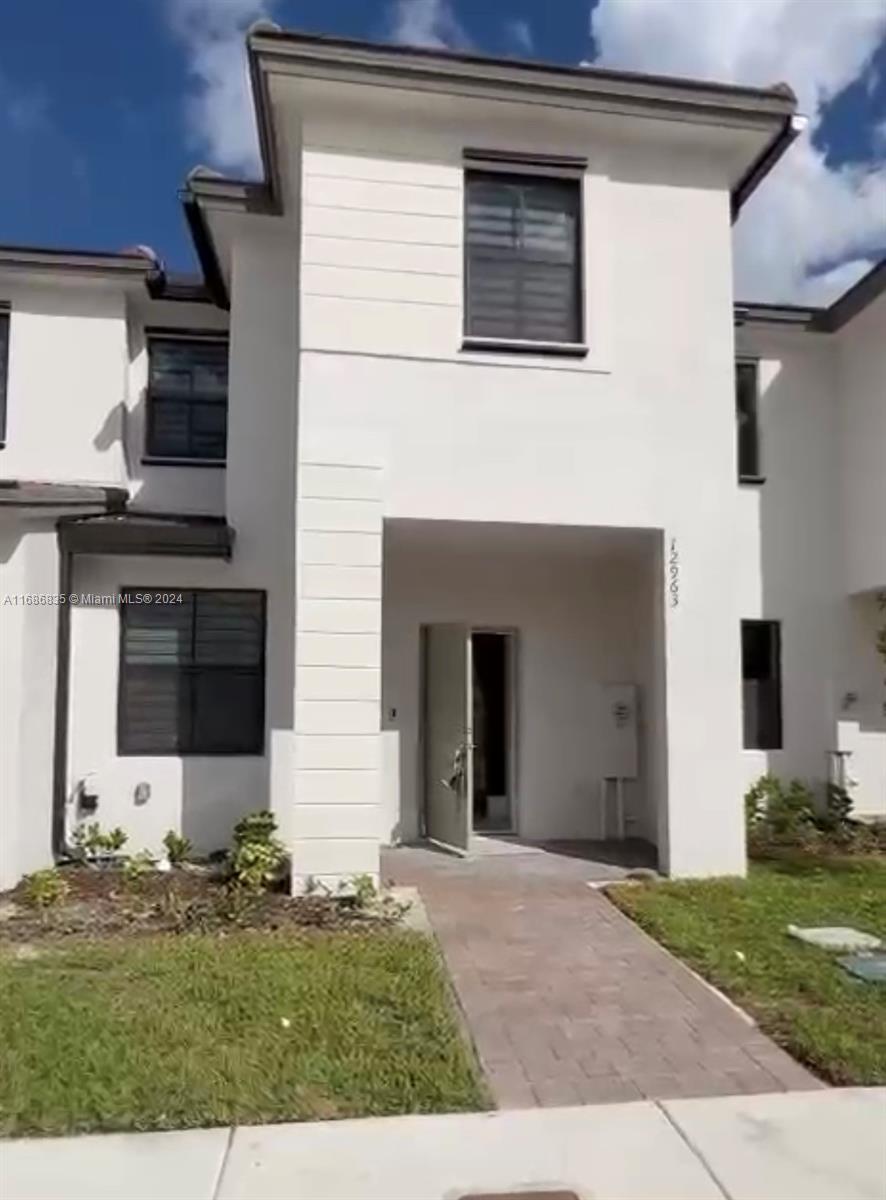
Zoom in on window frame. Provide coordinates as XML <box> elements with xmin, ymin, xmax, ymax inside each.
<box><xmin>117</xmin><ymin>587</ymin><xmax>267</xmax><ymax>757</ymax></box>
<box><xmin>461</xmin><ymin>165</ymin><xmax>587</xmax><ymax>357</ymax></box>
<box><xmin>736</xmin><ymin>357</ymin><xmax>764</xmax><ymax>484</ymax></box>
<box><xmin>0</xmin><ymin>305</ymin><xmax>10</xmax><ymax>449</ymax></box>
<box><xmin>143</xmin><ymin>331</ymin><xmax>230</xmax><ymax>467</ymax></box>
<box><xmin>741</xmin><ymin>618</ymin><xmax>783</xmax><ymax>751</ymax></box>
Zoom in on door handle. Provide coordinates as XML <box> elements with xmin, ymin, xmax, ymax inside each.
<box><xmin>442</xmin><ymin>742</ymin><xmax>469</xmax><ymax>793</ymax></box>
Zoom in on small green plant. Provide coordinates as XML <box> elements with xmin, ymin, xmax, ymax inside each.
<box><xmin>21</xmin><ymin>868</ymin><xmax>70</xmax><ymax>912</ymax></box>
<box><xmin>121</xmin><ymin>851</ymin><xmax>155</xmax><ymax>887</ymax></box>
<box><xmin>71</xmin><ymin>822</ymin><xmax>129</xmax><ymax>860</ymax></box>
<box><xmin>162</xmin><ymin>830</ymin><xmax>192</xmax><ymax>865</ymax></box>
<box><xmin>349</xmin><ymin>873</ymin><xmax>378</xmax><ymax>911</ymax></box>
<box><xmin>228</xmin><ymin>809</ymin><xmax>286</xmax><ymax>891</ymax></box>
<box><xmin>745</xmin><ymin>774</ymin><xmax>818</xmax><ymax>848</ymax></box>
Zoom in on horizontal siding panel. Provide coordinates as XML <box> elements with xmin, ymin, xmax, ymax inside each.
<box><xmin>297</xmin><ymin>632</ymin><xmax>380</xmax><ymax>668</ymax></box>
<box><xmin>300</xmin><ymin>498</ymin><xmax>382</xmax><ymax>534</ymax></box>
<box><xmin>296</xmin><ymin>734</ymin><xmax>380</xmax><ymax>771</ymax></box>
<box><xmin>301</xmin><ymin>263</ymin><xmax>459</xmax><ymax>307</ymax></box>
<box><xmin>303</xmin><ymin>206</ymin><xmax>460</xmax><ymax>247</ymax></box>
<box><xmin>298</xmin><ymin>531</ymin><xmax>382</xmax><ymax>567</ymax></box>
<box><xmin>293</xmin><ymin>769</ymin><xmax>379</xmax><ymax>805</ymax></box>
<box><xmin>299</xmin><ymin>464</ymin><xmax>383</xmax><ymax>502</ymax></box>
<box><xmin>303</xmin><ymin>235</ymin><xmax>458</xmax><ymax>276</ymax></box>
<box><xmin>302</xmin><ymin>295</ymin><xmax>458</xmax><ymax>356</ymax></box>
<box><xmin>304</xmin><ymin>150</ymin><xmax>457</xmax><ymax>188</ymax></box>
<box><xmin>298</xmin><ymin>599</ymin><xmax>381</xmax><ymax>634</ymax></box>
<box><xmin>297</xmin><ymin>665</ymin><xmax>381</xmax><ymax>701</ymax></box>
<box><xmin>304</xmin><ymin>175</ymin><xmax>461</xmax><ymax>218</ymax></box>
<box><xmin>296</xmin><ymin>700</ymin><xmax>380</xmax><ymax>735</ymax></box>
<box><xmin>292</xmin><ymin>805</ymin><xmax>379</xmax><ymax>841</ymax></box>
<box><xmin>301</xmin><ymin>564</ymin><xmax>382</xmax><ymax>600</ymax></box>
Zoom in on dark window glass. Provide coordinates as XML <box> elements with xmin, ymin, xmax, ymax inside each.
<box><xmin>146</xmin><ymin>338</ymin><xmax>228</xmax><ymax>461</ymax></box>
<box><xmin>741</xmin><ymin>620</ymin><xmax>782</xmax><ymax>749</ymax></box>
<box><xmin>736</xmin><ymin>360</ymin><xmax>761</xmax><ymax>480</ymax></box>
<box><xmin>0</xmin><ymin>310</ymin><xmax>9</xmax><ymax>447</ymax></box>
<box><xmin>465</xmin><ymin>172</ymin><xmax>581</xmax><ymax>344</ymax></box>
<box><xmin>118</xmin><ymin>590</ymin><xmax>265</xmax><ymax>755</ymax></box>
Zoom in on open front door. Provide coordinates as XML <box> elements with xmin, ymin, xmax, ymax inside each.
<box><xmin>423</xmin><ymin>624</ymin><xmax>472</xmax><ymax>854</ymax></box>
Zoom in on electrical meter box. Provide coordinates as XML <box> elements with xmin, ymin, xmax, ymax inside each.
<box><xmin>600</xmin><ymin>683</ymin><xmax>638</xmax><ymax>779</ymax></box>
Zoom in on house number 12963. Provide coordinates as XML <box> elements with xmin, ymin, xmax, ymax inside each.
<box><xmin>668</xmin><ymin>538</ymin><xmax>680</xmax><ymax>608</ymax></box>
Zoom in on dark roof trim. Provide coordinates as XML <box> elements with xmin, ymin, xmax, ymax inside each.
<box><xmin>0</xmin><ymin>244</ymin><xmax>154</xmax><ymax>279</ymax></box>
<box><xmin>183</xmin><ymin>197</ymin><xmax>231</xmax><ymax>311</ymax></box>
<box><xmin>58</xmin><ymin>512</ymin><xmax>235</xmax><ymax>560</ymax></box>
<box><xmin>825</xmin><ymin>258</ymin><xmax>886</xmax><ymax>331</ymax></box>
<box><xmin>146</xmin><ymin>271</ymin><xmax>214</xmax><ymax>305</ymax></box>
<box><xmin>0</xmin><ymin>480</ymin><xmax>128</xmax><ymax>510</ymax></box>
<box><xmin>241</xmin><ymin>27</ymin><xmax>797</xmax><ymax>222</ymax></box>
<box><xmin>735</xmin><ymin>257</ymin><xmax>886</xmax><ymax>333</ymax></box>
<box><xmin>730</xmin><ymin>114</ymin><xmax>805</xmax><ymax>222</ymax></box>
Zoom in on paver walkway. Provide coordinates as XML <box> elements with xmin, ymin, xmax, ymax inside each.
<box><xmin>383</xmin><ymin>844</ymin><xmax>823</xmax><ymax>1109</ymax></box>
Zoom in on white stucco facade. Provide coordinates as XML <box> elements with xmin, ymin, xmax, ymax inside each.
<box><xmin>0</xmin><ymin>32</ymin><xmax>883</xmax><ymax>890</ymax></box>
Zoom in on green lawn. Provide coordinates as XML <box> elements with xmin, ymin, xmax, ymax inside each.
<box><xmin>0</xmin><ymin>929</ymin><xmax>487</xmax><ymax>1137</ymax></box>
<box><xmin>610</xmin><ymin>855</ymin><xmax>886</xmax><ymax>1086</ymax></box>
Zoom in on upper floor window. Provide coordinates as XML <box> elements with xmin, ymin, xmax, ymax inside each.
<box><xmin>0</xmin><ymin>307</ymin><xmax>9</xmax><ymax>448</ymax></box>
<box><xmin>736</xmin><ymin>359</ymin><xmax>762</xmax><ymax>482</ymax></box>
<box><xmin>741</xmin><ymin>619</ymin><xmax>782</xmax><ymax>750</ymax></box>
<box><xmin>146</xmin><ymin>335</ymin><xmax>228</xmax><ymax>463</ymax></box>
<box><xmin>118</xmin><ymin>589</ymin><xmax>266</xmax><ymax>756</ymax></box>
<box><xmin>464</xmin><ymin>171</ymin><xmax>583</xmax><ymax>350</ymax></box>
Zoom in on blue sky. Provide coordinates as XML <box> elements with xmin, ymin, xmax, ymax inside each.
<box><xmin>1</xmin><ymin>0</ymin><xmax>884</xmax><ymax>300</ymax></box>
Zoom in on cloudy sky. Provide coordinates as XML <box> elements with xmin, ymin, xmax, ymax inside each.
<box><xmin>2</xmin><ymin>0</ymin><xmax>884</xmax><ymax>302</ymax></box>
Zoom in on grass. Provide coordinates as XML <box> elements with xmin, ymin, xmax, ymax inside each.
<box><xmin>0</xmin><ymin>929</ymin><xmax>487</xmax><ymax>1137</ymax></box>
<box><xmin>610</xmin><ymin>854</ymin><xmax>886</xmax><ymax>1086</ymax></box>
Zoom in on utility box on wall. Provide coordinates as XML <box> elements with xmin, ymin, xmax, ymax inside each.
<box><xmin>600</xmin><ymin>683</ymin><xmax>639</xmax><ymax>780</ymax></box>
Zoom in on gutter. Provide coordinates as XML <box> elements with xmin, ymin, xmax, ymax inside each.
<box><xmin>182</xmin><ymin>196</ymin><xmax>231</xmax><ymax>311</ymax></box>
<box><xmin>731</xmin><ymin>113</ymin><xmax>808</xmax><ymax>221</ymax></box>
<box><xmin>50</xmin><ymin>543</ymin><xmax>74</xmax><ymax>859</ymax></box>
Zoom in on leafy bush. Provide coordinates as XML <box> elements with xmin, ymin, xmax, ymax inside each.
<box><xmin>121</xmin><ymin>851</ymin><xmax>155</xmax><ymax>886</ymax></box>
<box><xmin>162</xmin><ymin>830</ymin><xmax>192</xmax><ymax>865</ymax></box>
<box><xmin>227</xmin><ymin>810</ymin><xmax>286</xmax><ymax>892</ymax></box>
<box><xmin>745</xmin><ymin>774</ymin><xmax>817</xmax><ymax>847</ymax></box>
<box><xmin>71</xmin><ymin>822</ymin><xmax>128</xmax><ymax>860</ymax></box>
<box><xmin>21</xmin><ymin>868</ymin><xmax>70</xmax><ymax>911</ymax></box>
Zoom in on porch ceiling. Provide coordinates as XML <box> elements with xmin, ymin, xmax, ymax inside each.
<box><xmin>384</xmin><ymin>518</ymin><xmax>658</xmax><ymax>563</ymax></box>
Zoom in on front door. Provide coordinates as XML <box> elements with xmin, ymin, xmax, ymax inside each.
<box><xmin>422</xmin><ymin>624</ymin><xmax>473</xmax><ymax>854</ymax></box>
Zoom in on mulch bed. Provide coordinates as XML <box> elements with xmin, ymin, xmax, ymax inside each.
<box><xmin>0</xmin><ymin>865</ymin><xmax>393</xmax><ymax>944</ymax></box>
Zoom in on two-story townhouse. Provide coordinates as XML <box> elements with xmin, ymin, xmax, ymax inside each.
<box><xmin>0</xmin><ymin>27</ymin><xmax>883</xmax><ymax>892</ymax></box>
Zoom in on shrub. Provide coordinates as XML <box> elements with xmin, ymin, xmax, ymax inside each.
<box><xmin>121</xmin><ymin>851</ymin><xmax>155</xmax><ymax>886</ymax></box>
<box><xmin>71</xmin><ymin>822</ymin><xmax>128</xmax><ymax>860</ymax></box>
<box><xmin>228</xmin><ymin>810</ymin><xmax>286</xmax><ymax>892</ymax></box>
<box><xmin>162</xmin><ymin>830</ymin><xmax>192</xmax><ymax>865</ymax></box>
<box><xmin>745</xmin><ymin>774</ymin><xmax>819</xmax><ymax>849</ymax></box>
<box><xmin>22</xmin><ymin>868</ymin><xmax>70</xmax><ymax>911</ymax></box>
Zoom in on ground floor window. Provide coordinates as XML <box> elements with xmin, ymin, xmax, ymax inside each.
<box><xmin>118</xmin><ymin>589</ymin><xmax>266</xmax><ymax>755</ymax></box>
<box><xmin>741</xmin><ymin>619</ymin><xmax>782</xmax><ymax>750</ymax></box>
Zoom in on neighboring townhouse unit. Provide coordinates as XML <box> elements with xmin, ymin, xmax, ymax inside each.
<box><xmin>0</xmin><ymin>28</ymin><xmax>883</xmax><ymax>892</ymax></box>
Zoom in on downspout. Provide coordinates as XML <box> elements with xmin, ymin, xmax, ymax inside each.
<box><xmin>50</xmin><ymin>538</ymin><xmax>73</xmax><ymax>859</ymax></box>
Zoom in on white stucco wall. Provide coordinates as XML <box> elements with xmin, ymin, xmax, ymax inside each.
<box><xmin>291</xmin><ymin>96</ymin><xmax>747</xmax><ymax>876</ymax></box>
<box><xmin>838</xmin><ymin>291</ymin><xmax>886</xmax><ymax>596</ymax></box>
<box><xmin>0</xmin><ymin>521</ymin><xmax>59</xmax><ymax>888</ymax></box>
<box><xmin>381</xmin><ymin>522</ymin><xmax>661</xmax><ymax>848</ymax></box>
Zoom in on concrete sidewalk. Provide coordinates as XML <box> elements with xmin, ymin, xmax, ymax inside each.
<box><xmin>2</xmin><ymin>1088</ymin><xmax>884</xmax><ymax>1200</ymax></box>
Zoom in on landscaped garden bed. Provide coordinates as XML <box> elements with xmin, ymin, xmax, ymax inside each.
<box><xmin>0</xmin><ymin>812</ymin><xmax>487</xmax><ymax>1137</ymax></box>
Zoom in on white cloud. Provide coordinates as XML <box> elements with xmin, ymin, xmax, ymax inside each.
<box><xmin>505</xmin><ymin>18</ymin><xmax>535</xmax><ymax>55</ymax></box>
<box><xmin>166</xmin><ymin>0</ymin><xmax>278</xmax><ymax>176</ymax></box>
<box><xmin>386</xmin><ymin>0</ymin><xmax>471</xmax><ymax>50</ymax></box>
<box><xmin>590</xmin><ymin>0</ymin><xmax>886</xmax><ymax>302</ymax></box>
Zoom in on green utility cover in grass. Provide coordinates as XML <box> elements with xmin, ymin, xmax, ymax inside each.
<box><xmin>838</xmin><ymin>954</ymin><xmax>886</xmax><ymax>984</ymax></box>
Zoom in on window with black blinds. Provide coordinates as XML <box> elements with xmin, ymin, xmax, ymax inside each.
<box><xmin>118</xmin><ymin>590</ymin><xmax>265</xmax><ymax>755</ymax></box>
<box><xmin>464</xmin><ymin>171</ymin><xmax>582</xmax><ymax>345</ymax></box>
<box><xmin>146</xmin><ymin>337</ymin><xmax>228</xmax><ymax>461</ymax></box>
<box><xmin>741</xmin><ymin>620</ymin><xmax>782</xmax><ymax>750</ymax></box>
<box><xmin>0</xmin><ymin>310</ymin><xmax>9</xmax><ymax>447</ymax></box>
<box><xmin>736</xmin><ymin>360</ymin><xmax>761</xmax><ymax>480</ymax></box>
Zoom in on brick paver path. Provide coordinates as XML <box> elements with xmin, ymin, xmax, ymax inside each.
<box><xmin>384</xmin><ymin>845</ymin><xmax>823</xmax><ymax>1109</ymax></box>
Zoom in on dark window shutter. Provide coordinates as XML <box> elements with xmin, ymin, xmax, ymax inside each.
<box><xmin>146</xmin><ymin>338</ymin><xmax>229</xmax><ymax>461</ymax></box>
<box><xmin>465</xmin><ymin>172</ymin><xmax>581</xmax><ymax>344</ymax></box>
<box><xmin>0</xmin><ymin>312</ymin><xmax>9</xmax><ymax>446</ymax></box>
<box><xmin>741</xmin><ymin>620</ymin><xmax>782</xmax><ymax>750</ymax></box>
<box><xmin>118</xmin><ymin>590</ymin><xmax>265</xmax><ymax>756</ymax></box>
<box><xmin>736</xmin><ymin>361</ymin><xmax>761</xmax><ymax>479</ymax></box>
